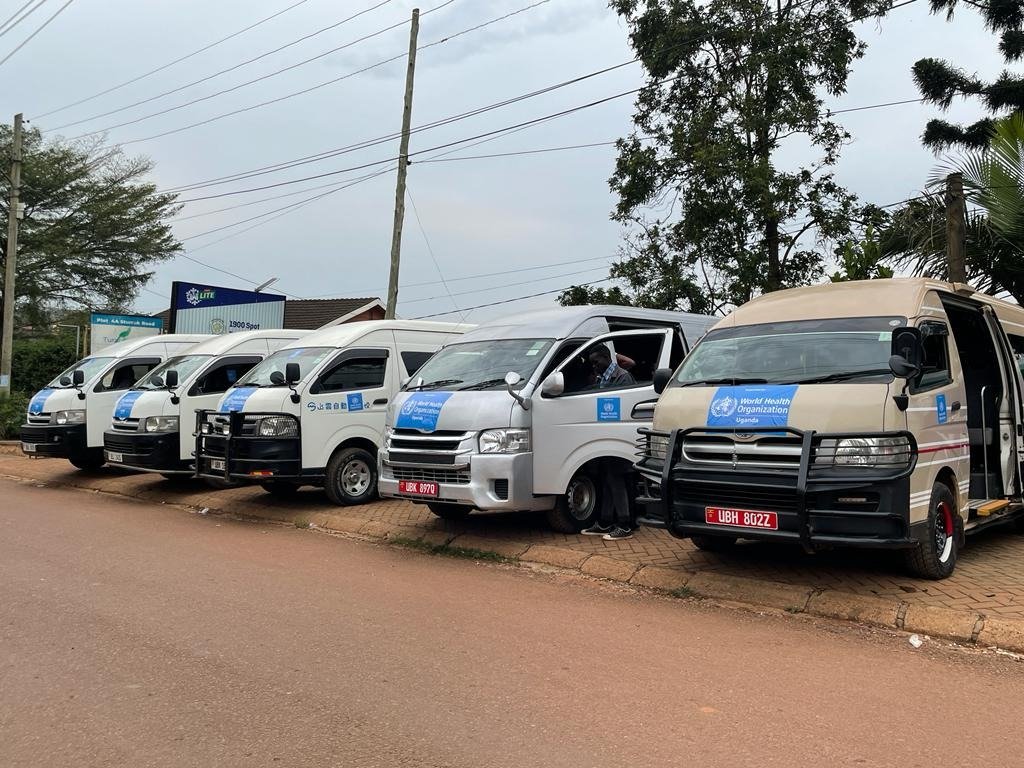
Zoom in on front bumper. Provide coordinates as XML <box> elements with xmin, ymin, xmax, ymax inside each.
<box><xmin>636</xmin><ymin>427</ymin><xmax>922</xmax><ymax>550</ymax></box>
<box><xmin>19</xmin><ymin>423</ymin><xmax>86</xmax><ymax>458</ymax></box>
<box><xmin>194</xmin><ymin>410</ymin><xmax>308</xmax><ymax>483</ymax></box>
<box><xmin>103</xmin><ymin>429</ymin><xmax>188</xmax><ymax>473</ymax></box>
<box><xmin>378</xmin><ymin>450</ymin><xmax>553</xmax><ymax>511</ymax></box>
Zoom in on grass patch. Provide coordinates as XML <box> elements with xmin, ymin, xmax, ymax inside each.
<box><xmin>390</xmin><ymin>536</ymin><xmax>515</xmax><ymax>564</ymax></box>
<box><xmin>294</xmin><ymin>521</ymin><xmax>311</xmax><ymax>529</ymax></box>
<box><xmin>670</xmin><ymin>586</ymin><xmax>696</xmax><ymax>599</ymax></box>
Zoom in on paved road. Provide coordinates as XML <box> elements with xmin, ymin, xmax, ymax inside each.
<box><xmin>2</xmin><ymin>478</ymin><xmax>1022</xmax><ymax>768</ymax></box>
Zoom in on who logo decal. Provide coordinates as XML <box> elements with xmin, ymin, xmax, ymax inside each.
<box><xmin>709</xmin><ymin>394</ymin><xmax>738</xmax><ymax>419</ymax></box>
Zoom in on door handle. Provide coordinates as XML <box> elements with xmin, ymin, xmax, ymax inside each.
<box><xmin>951</xmin><ymin>401</ymin><xmax>962</xmax><ymax>412</ymax></box>
<box><xmin>373</xmin><ymin>398</ymin><xmax>388</xmax><ymax>405</ymax></box>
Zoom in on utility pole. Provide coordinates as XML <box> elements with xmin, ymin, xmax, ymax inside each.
<box><xmin>945</xmin><ymin>171</ymin><xmax>968</xmax><ymax>285</ymax></box>
<box><xmin>0</xmin><ymin>113</ymin><xmax>23</xmax><ymax>398</ymax></box>
<box><xmin>385</xmin><ymin>8</ymin><xmax>419</xmax><ymax>320</ymax></box>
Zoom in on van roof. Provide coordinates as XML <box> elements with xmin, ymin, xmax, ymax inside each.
<box><xmin>715</xmin><ymin>277</ymin><xmax>1022</xmax><ymax>329</ymax></box>
<box><xmin>457</xmin><ymin>304</ymin><xmax>717</xmax><ymax>342</ymax></box>
<box><xmin>172</xmin><ymin>329</ymin><xmax>310</xmax><ymax>357</ymax></box>
<box><xmin>277</xmin><ymin>319</ymin><xmax>470</xmax><ymax>350</ymax></box>
<box><xmin>102</xmin><ymin>333</ymin><xmax>212</xmax><ymax>358</ymax></box>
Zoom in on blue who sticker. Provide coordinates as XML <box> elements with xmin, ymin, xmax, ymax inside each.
<box><xmin>219</xmin><ymin>387</ymin><xmax>258</xmax><ymax>413</ymax></box>
<box><xmin>707</xmin><ymin>385</ymin><xmax>798</xmax><ymax>428</ymax></box>
<box><xmin>597</xmin><ymin>397</ymin><xmax>621</xmax><ymax>422</ymax></box>
<box><xmin>347</xmin><ymin>393</ymin><xmax>364</xmax><ymax>412</ymax></box>
<box><xmin>114</xmin><ymin>391</ymin><xmax>144</xmax><ymax>420</ymax></box>
<box><xmin>936</xmin><ymin>393</ymin><xmax>948</xmax><ymax>424</ymax></box>
<box><xmin>395</xmin><ymin>392</ymin><xmax>453</xmax><ymax>432</ymax></box>
<box><xmin>28</xmin><ymin>388</ymin><xmax>55</xmax><ymax>415</ymax></box>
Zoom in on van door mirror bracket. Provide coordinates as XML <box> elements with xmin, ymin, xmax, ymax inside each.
<box><xmin>166</xmin><ymin>370</ymin><xmax>180</xmax><ymax>404</ymax></box>
<box><xmin>71</xmin><ymin>368</ymin><xmax>86</xmax><ymax>400</ymax></box>
<box><xmin>285</xmin><ymin>362</ymin><xmax>302</xmax><ymax>404</ymax></box>
<box><xmin>504</xmin><ymin>371</ymin><xmax>531</xmax><ymax>410</ymax></box>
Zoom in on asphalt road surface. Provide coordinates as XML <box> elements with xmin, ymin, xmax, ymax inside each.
<box><xmin>2</xmin><ymin>477</ymin><xmax>1023</xmax><ymax>768</ymax></box>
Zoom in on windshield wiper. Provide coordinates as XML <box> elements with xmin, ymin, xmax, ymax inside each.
<box><xmin>406</xmin><ymin>378</ymin><xmax>463</xmax><ymax>391</ymax></box>
<box><xmin>677</xmin><ymin>377</ymin><xmax>769</xmax><ymax>387</ymax></box>
<box><xmin>787</xmin><ymin>369</ymin><xmax>892</xmax><ymax>385</ymax></box>
<box><xmin>458</xmin><ymin>378</ymin><xmax>510</xmax><ymax>391</ymax></box>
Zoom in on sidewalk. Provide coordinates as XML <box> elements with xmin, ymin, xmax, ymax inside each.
<box><xmin>5</xmin><ymin>446</ymin><xmax>1024</xmax><ymax>651</ymax></box>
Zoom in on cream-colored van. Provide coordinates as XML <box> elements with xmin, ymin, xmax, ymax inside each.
<box><xmin>636</xmin><ymin>278</ymin><xmax>1024</xmax><ymax>579</ymax></box>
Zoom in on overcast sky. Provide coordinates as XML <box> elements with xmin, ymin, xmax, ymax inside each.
<box><xmin>0</xmin><ymin>0</ymin><xmax>1008</xmax><ymax>322</ymax></box>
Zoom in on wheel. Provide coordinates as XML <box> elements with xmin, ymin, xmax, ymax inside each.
<box><xmin>261</xmin><ymin>481</ymin><xmax>299</xmax><ymax>498</ymax></box>
<box><xmin>68</xmin><ymin>448</ymin><xmax>105</xmax><ymax>471</ymax></box>
<box><xmin>905</xmin><ymin>482</ymin><xmax>961</xmax><ymax>579</ymax></box>
<box><xmin>547</xmin><ymin>468</ymin><xmax>600</xmax><ymax>533</ymax></box>
<box><xmin>427</xmin><ymin>502</ymin><xmax>472</xmax><ymax>520</ymax></box>
<box><xmin>324</xmin><ymin>446</ymin><xmax>377</xmax><ymax>506</ymax></box>
<box><xmin>690</xmin><ymin>534</ymin><xmax>738</xmax><ymax>552</ymax></box>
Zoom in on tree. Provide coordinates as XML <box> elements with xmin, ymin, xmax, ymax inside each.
<box><xmin>0</xmin><ymin>126</ymin><xmax>180</xmax><ymax>332</ymax></box>
<box><xmin>600</xmin><ymin>0</ymin><xmax>889</xmax><ymax>313</ymax></box>
<box><xmin>830</xmin><ymin>224</ymin><xmax>894</xmax><ymax>281</ymax></box>
<box><xmin>881</xmin><ymin>113</ymin><xmax>1024</xmax><ymax>301</ymax></box>
<box><xmin>913</xmin><ymin>0</ymin><xmax>1024</xmax><ymax>151</ymax></box>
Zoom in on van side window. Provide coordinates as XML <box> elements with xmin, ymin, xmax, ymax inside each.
<box><xmin>191</xmin><ymin>358</ymin><xmax>261</xmax><ymax>396</ymax></box>
<box><xmin>916</xmin><ymin>321</ymin><xmax>952</xmax><ymax>391</ymax></box>
<box><xmin>96</xmin><ymin>360</ymin><xmax>159</xmax><ymax>392</ymax></box>
<box><xmin>538</xmin><ymin>339</ymin><xmax>588</xmax><ymax>382</ymax></box>
<box><xmin>401</xmin><ymin>351</ymin><xmax>434</xmax><ymax>377</ymax></box>
<box><xmin>317</xmin><ymin>356</ymin><xmax>387</xmax><ymax>393</ymax></box>
<box><xmin>560</xmin><ymin>333</ymin><xmax>666</xmax><ymax>394</ymax></box>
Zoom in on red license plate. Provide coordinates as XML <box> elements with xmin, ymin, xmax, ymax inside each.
<box><xmin>399</xmin><ymin>480</ymin><xmax>439</xmax><ymax>497</ymax></box>
<box><xmin>705</xmin><ymin>506</ymin><xmax>778</xmax><ymax>530</ymax></box>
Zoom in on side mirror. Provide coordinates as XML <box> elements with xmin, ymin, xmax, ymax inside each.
<box><xmin>541</xmin><ymin>372</ymin><xmax>565</xmax><ymax>397</ymax></box>
<box><xmin>889</xmin><ymin>327</ymin><xmax>923</xmax><ymax>379</ymax></box>
<box><xmin>285</xmin><ymin>362</ymin><xmax>301</xmax><ymax>385</ymax></box>
<box><xmin>72</xmin><ymin>369</ymin><xmax>85</xmax><ymax>386</ymax></box>
<box><xmin>165</xmin><ymin>370</ymin><xmax>179</xmax><ymax>389</ymax></box>
<box><xmin>504</xmin><ymin>371</ymin><xmax>522</xmax><ymax>387</ymax></box>
<box><xmin>504</xmin><ymin>370</ymin><xmax>530</xmax><ymax>410</ymax></box>
<box><xmin>653</xmin><ymin>368</ymin><xmax>673</xmax><ymax>395</ymax></box>
<box><xmin>269</xmin><ymin>370</ymin><xmax>285</xmax><ymax>385</ymax></box>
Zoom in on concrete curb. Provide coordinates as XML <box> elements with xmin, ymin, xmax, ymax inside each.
<box><xmin>0</xmin><ymin>441</ymin><xmax>21</xmax><ymax>456</ymax></box>
<box><xmin>4</xmin><ymin>458</ymin><xmax>1024</xmax><ymax>655</ymax></box>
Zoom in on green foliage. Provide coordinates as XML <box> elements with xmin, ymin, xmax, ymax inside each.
<box><xmin>913</xmin><ymin>0</ymin><xmax>1024</xmax><ymax>150</ymax></box>
<box><xmin>0</xmin><ymin>126</ymin><xmax>181</xmax><ymax>330</ymax></box>
<box><xmin>11</xmin><ymin>335</ymin><xmax>77</xmax><ymax>395</ymax></box>
<box><xmin>0</xmin><ymin>391</ymin><xmax>28</xmax><ymax>439</ymax></box>
<box><xmin>831</xmin><ymin>225</ymin><xmax>894</xmax><ymax>282</ymax></box>
<box><xmin>558</xmin><ymin>284</ymin><xmax>634</xmax><ymax>307</ymax></box>
<box><xmin>605</xmin><ymin>0</ymin><xmax>888</xmax><ymax>313</ymax></box>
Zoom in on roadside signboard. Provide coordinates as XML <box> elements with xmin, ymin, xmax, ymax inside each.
<box><xmin>90</xmin><ymin>313</ymin><xmax>163</xmax><ymax>354</ymax></box>
<box><xmin>169</xmin><ymin>281</ymin><xmax>285</xmax><ymax>335</ymax></box>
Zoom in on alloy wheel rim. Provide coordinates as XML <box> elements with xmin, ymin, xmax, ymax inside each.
<box><xmin>935</xmin><ymin>500</ymin><xmax>954</xmax><ymax>563</ymax></box>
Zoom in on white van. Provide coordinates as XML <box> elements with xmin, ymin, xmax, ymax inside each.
<box><xmin>101</xmin><ymin>329</ymin><xmax>310</xmax><ymax>476</ymax></box>
<box><xmin>194</xmin><ymin>320</ymin><xmax>468</xmax><ymax>502</ymax></box>
<box><xmin>378</xmin><ymin>306</ymin><xmax>716</xmax><ymax>531</ymax></box>
<box><xmin>19</xmin><ymin>334</ymin><xmax>212</xmax><ymax>470</ymax></box>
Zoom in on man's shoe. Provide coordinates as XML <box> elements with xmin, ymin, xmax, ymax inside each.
<box><xmin>580</xmin><ymin>523</ymin><xmax>613</xmax><ymax>536</ymax></box>
<box><xmin>602</xmin><ymin>526</ymin><xmax>634</xmax><ymax>541</ymax></box>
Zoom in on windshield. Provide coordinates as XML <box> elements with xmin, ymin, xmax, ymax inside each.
<box><xmin>675</xmin><ymin>317</ymin><xmax>904</xmax><ymax>386</ymax></box>
<box><xmin>406</xmin><ymin>338</ymin><xmax>555</xmax><ymax>391</ymax></box>
<box><xmin>135</xmin><ymin>355</ymin><xmax>212</xmax><ymax>390</ymax></box>
<box><xmin>237</xmin><ymin>347</ymin><xmax>333</xmax><ymax>387</ymax></box>
<box><xmin>46</xmin><ymin>357</ymin><xmax>114</xmax><ymax>388</ymax></box>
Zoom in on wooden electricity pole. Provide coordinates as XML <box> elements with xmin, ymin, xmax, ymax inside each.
<box><xmin>0</xmin><ymin>112</ymin><xmax>24</xmax><ymax>398</ymax></box>
<box><xmin>945</xmin><ymin>171</ymin><xmax>968</xmax><ymax>285</ymax></box>
<box><xmin>385</xmin><ymin>8</ymin><xmax>420</xmax><ymax>320</ymax></box>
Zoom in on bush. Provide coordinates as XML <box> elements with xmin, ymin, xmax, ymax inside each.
<box><xmin>11</xmin><ymin>336</ymin><xmax>77</xmax><ymax>395</ymax></box>
<box><xmin>0</xmin><ymin>391</ymin><xmax>28</xmax><ymax>439</ymax></box>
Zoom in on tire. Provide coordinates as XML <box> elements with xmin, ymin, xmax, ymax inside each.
<box><xmin>324</xmin><ymin>446</ymin><xmax>377</xmax><ymax>506</ymax></box>
<box><xmin>690</xmin><ymin>534</ymin><xmax>738</xmax><ymax>552</ymax></box>
<box><xmin>68</xmin><ymin>448</ymin><xmax>105</xmax><ymax>471</ymax></box>
<box><xmin>905</xmin><ymin>482</ymin><xmax>961</xmax><ymax>579</ymax></box>
<box><xmin>261</xmin><ymin>481</ymin><xmax>299</xmax><ymax>498</ymax></box>
<box><xmin>428</xmin><ymin>502</ymin><xmax>472</xmax><ymax>520</ymax></box>
<box><xmin>547</xmin><ymin>468</ymin><xmax>600</xmax><ymax>533</ymax></box>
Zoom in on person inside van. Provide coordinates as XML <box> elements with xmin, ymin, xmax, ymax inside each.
<box><xmin>589</xmin><ymin>344</ymin><xmax>636</xmax><ymax>389</ymax></box>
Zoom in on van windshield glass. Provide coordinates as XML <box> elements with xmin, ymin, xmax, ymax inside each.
<box><xmin>407</xmin><ymin>339</ymin><xmax>554</xmax><ymax>391</ymax></box>
<box><xmin>47</xmin><ymin>357</ymin><xmax>114</xmax><ymax>388</ymax></box>
<box><xmin>135</xmin><ymin>355</ymin><xmax>212</xmax><ymax>390</ymax></box>
<box><xmin>237</xmin><ymin>347</ymin><xmax>332</xmax><ymax>387</ymax></box>
<box><xmin>675</xmin><ymin>317</ymin><xmax>905</xmax><ymax>386</ymax></box>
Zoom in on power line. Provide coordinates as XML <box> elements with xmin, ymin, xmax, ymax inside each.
<box><xmin>412</xmin><ymin>139</ymin><xmax>620</xmax><ymax>164</ymax></box>
<box><xmin>35</xmin><ymin>0</ymin><xmax>316</xmax><ymax>119</ymax></box>
<box><xmin>0</xmin><ymin>0</ymin><xmax>45</xmax><ymax>39</ymax></box>
<box><xmin>400</xmin><ymin>265</ymin><xmax>612</xmax><ymax>305</ymax></box>
<box><xmin>48</xmin><ymin>0</ymin><xmax>397</xmax><ymax>132</ymax></box>
<box><xmin>0</xmin><ymin>0</ymin><xmax>75</xmax><ymax>68</ymax></box>
<box><xmin>405</xmin><ymin>184</ymin><xmax>464</xmax><ymax>320</ymax></box>
<box><xmin>412</xmin><ymin>279</ymin><xmax>614</xmax><ymax>319</ymax></box>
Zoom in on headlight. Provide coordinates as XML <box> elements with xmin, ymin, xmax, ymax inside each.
<box><xmin>478</xmin><ymin>428</ymin><xmax>530</xmax><ymax>454</ymax></box>
<box><xmin>55</xmin><ymin>410</ymin><xmax>86</xmax><ymax>425</ymax></box>
<box><xmin>818</xmin><ymin>436</ymin><xmax>913</xmax><ymax>467</ymax></box>
<box><xmin>143</xmin><ymin>416</ymin><xmax>179</xmax><ymax>433</ymax></box>
<box><xmin>258</xmin><ymin>416</ymin><xmax>298</xmax><ymax>438</ymax></box>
